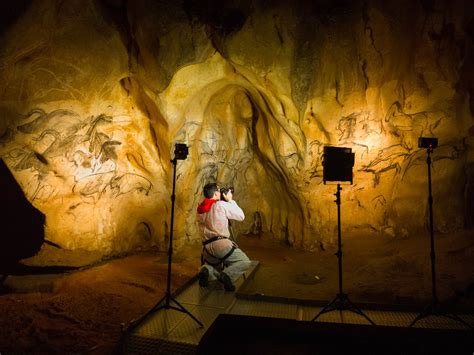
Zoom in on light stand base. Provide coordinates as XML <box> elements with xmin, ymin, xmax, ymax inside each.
<box><xmin>409</xmin><ymin>299</ymin><xmax>472</xmax><ymax>329</ymax></box>
<box><xmin>312</xmin><ymin>292</ymin><xmax>375</xmax><ymax>325</ymax></box>
<box><xmin>147</xmin><ymin>292</ymin><xmax>203</xmax><ymax>327</ymax></box>
<box><xmin>126</xmin><ymin>294</ymin><xmax>203</xmax><ymax>335</ymax></box>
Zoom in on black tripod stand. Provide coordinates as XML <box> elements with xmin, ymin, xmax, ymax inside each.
<box><xmin>127</xmin><ymin>155</ymin><xmax>203</xmax><ymax>332</ymax></box>
<box><xmin>409</xmin><ymin>148</ymin><xmax>471</xmax><ymax>329</ymax></box>
<box><xmin>312</xmin><ymin>184</ymin><xmax>375</xmax><ymax>325</ymax></box>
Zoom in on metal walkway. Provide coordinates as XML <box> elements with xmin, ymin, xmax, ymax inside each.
<box><xmin>119</xmin><ymin>261</ymin><xmax>473</xmax><ymax>354</ymax></box>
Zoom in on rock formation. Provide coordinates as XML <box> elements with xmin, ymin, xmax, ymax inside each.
<box><xmin>0</xmin><ymin>0</ymin><xmax>472</xmax><ymax>254</ymax></box>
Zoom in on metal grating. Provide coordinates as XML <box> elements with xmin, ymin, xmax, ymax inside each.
<box><xmin>299</xmin><ymin>304</ymin><xmax>474</xmax><ymax>329</ymax></box>
<box><xmin>300</xmin><ymin>305</ymin><xmax>413</xmax><ymax>326</ymax></box>
<box><xmin>408</xmin><ymin>313</ymin><xmax>474</xmax><ymax>330</ymax></box>
<box><xmin>120</xmin><ymin>335</ymin><xmax>164</xmax><ymax>354</ymax></box>
<box><xmin>153</xmin><ymin>340</ymin><xmax>197</xmax><ymax>355</ymax></box>
<box><xmin>132</xmin><ymin>306</ymin><xmax>191</xmax><ymax>338</ymax></box>
<box><xmin>165</xmin><ymin>305</ymin><xmax>225</xmax><ymax>345</ymax></box>
<box><xmin>121</xmin><ymin>336</ymin><xmax>197</xmax><ymax>355</ymax></box>
<box><xmin>310</xmin><ymin>308</ymin><xmax>376</xmax><ymax>325</ymax></box>
<box><xmin>176</xmin><ymin>283</ymin><xmax>236</xmax><ymax>309</ymax></box>
<box><xmin>228</xmin><ymin>299</ymin><xmax>298</xmax><ymax>319</ymax></box>
<box><xmin>360</xmin><ymin>309</ymin><xmax>415</xmax><ymax>327</ymax></box>
<box><xmin>120</xmin><ymin>260</ymin><xmax>473</xmax><ymax>354</ymax></box>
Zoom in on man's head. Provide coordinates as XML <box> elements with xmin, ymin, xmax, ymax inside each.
<box><xmin>203</xmin><ymin>183</ymin><xmax>220</xmax><ymax>199</ymax></box>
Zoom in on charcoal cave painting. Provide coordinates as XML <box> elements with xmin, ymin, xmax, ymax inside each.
<box><xmin>1</xmin><ymin>107</ymin><xmax>158</xmax><ymax>253</ymax></box>
<box><xmin>6</xmin><ymin>109</ymin><xmax>152</xmax><ymax>202</ymax></box>
<box><xmin>0</xmin><ymin>0</ymin><xmax>473</xmax><ymax>255</ymax></box>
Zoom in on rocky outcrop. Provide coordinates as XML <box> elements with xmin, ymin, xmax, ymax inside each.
<box><xmin>0</xmin><ymin>0</ymin><xmax>472</xmax><ymax>254</ymax></box>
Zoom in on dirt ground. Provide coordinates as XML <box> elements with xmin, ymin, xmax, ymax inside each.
<box><xmin>238</xmin><ymin>230</ymin><xmax>474</xmax><ymax>309</ymax></box>
<box><xmin>0</xmin><ymin>229</ymin><xmax>473</xmax><ymax>354</ymax></box>
<box><xmin>0</xmin><ymin>249</ymin><xmax>201</xmax><ymax>354</ymax></box>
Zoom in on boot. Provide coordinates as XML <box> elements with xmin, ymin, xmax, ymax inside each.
<box><xmin>218</xmin><ymin>272</ymin><xmax>235</xmax><ymax>292</ymax></box>
<box><xmin>198</xmin><ymin>268</ymin><xmax>209</xmax><ymax>287</ymax></box>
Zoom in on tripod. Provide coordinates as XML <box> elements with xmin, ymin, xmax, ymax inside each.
<box><xmin>409</xmin><ymin>148</ymin><xmax>471</xmax><ymax>329</ymax></box>
<box><xmin>127</xmin><ymin>157</ymin><xmax>203</xmax><ymax>332</ymax></box>
<box><xmin>312</xmin><ymin>184</ymin><xmax>375</xmax><ymax>325</ymax></box>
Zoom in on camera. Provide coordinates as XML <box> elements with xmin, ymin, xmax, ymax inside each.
<box><xmin>220</xmin><ymin>186</ymin><xmax>234</xmax><ymax>201</ymax></box>
<box><xmin>174</xmin><ymin>143</ymin><xmax>189</xmax><ymax>160</ymax></box>
<box><xmin>418</xmin><ymin>137</ymin><xmax>438</xmax><ymax>149</ymax></box>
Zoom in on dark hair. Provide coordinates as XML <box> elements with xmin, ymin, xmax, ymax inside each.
<box><xmin>203</xmin><ymin>183</ymin><xmax>218</xmax><ymax>198</ymax></box>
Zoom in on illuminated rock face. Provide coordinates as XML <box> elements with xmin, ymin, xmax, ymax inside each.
<box><xmin>0</xmin><ymin>0</ymin><xmax>473</xmax><ymax>254</ymax></box>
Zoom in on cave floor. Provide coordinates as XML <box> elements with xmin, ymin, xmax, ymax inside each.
<box><xmin>121</xmin><ymin>260</ymin><xmax>473</xmax><ymax>354</ymax></box>
<box><xmin>238</xmin><ymin>230</ymin><xmax>474</xmax><ymax>311</ymax></box>
<box><xmin>0</xmin><ymin>230</ymin><xmax>473</xmax><ymax>353</ymax></box>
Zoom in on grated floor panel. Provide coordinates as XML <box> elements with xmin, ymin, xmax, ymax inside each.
<box><xmin>120</xmin><ymin>261</ymin><xmax>473</xmax><ymax>354</ymax></box>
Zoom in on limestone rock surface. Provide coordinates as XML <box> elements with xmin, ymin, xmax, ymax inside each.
<box><xmin>0</xmin><ymin>0</ymin><xmax>473</xmax><ymax>254</ymax></box>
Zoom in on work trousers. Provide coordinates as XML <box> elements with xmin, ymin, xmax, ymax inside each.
<box><xmin>201</xmin><ymin>246</ymin><xmax>251</xmax><ymax>282</ymax></box>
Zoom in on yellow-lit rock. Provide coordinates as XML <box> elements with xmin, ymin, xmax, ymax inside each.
<box><xmin>0</xmin><ymin>0</ymin><xmax>472</xmax><ymax>254</ymax></box>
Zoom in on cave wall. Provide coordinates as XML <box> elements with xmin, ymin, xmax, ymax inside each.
<box><xmin>0</xmin><ymin>0</ymin><xmax>473</xmax><ymax>254</ymax></box>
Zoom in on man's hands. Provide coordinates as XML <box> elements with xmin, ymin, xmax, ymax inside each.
<box><xmin>222</xmin><ymin>189</ymin><xmax>233</xmax><ymax>202</ymax></box>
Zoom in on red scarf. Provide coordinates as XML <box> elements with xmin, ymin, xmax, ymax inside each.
<box><xmin>197</xmin><ymin>198</ymin><xmax>218</xmax><ymax>214</ymax></box>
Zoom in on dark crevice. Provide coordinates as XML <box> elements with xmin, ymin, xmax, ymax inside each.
<box><xmin>335</xmin><ymin>79</ymin><xmax>344</xmax><ymax>107</ymax></box>
<box><xmin>362</xmin><ymin>1</ymin><xmax>383</xmax><ymax>66</ymax></box>
<box><xmin>0</xmin><ymin>0</ymin><xmax>32</xmax><ymax>33</ymax></box>
<box><xmin>34</xmin><ymin>152</ymin><xmax>48</xmax><ymax>165</ymax></box>
<box><xmin>182</xmin><ymin>0</ymin><xmax>249</xmax><ymax>38</ymax></box>
<box><xmin>2</xmin><ymin>264</ymin><xmax>80</xmax><ymax>276</ymax></box>
<box><xmin>97</xmin><ymin>0</ymin><xmax>137</xmax><ymax>75</ymax></box>
<box><xmin>273</xmin><ymin>14</ymin><xmax>284</xmax><ymax>45</ymax></box>
<box><xmin>359</xmin><ymin>55</ymin><xmax>369</xmax><ymax>89</ymax></box>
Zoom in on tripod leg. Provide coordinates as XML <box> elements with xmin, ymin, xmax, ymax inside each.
<box><xmin>442</xmin><ymin>313</ymin><xmax>473</xmax><ymax>329</ymax></box>
<box><xmin>342</xmin><ymin>296</ymin><xmax>376</xmax><ymax>325</ymax></box>
<box><xmin>311</xmin><ymin>296</ymin><xmax>339</xmax><ymax>321</ymax></box>
<box><xmin>410</xmin><ymin>302</ymin><xmax>473</xmax><ymax>329</ymax></box>
<box><xmin>126</xmin><ymin>294</ymin><xmax>169</xmax><ymax>332</ymax></box>
<box><xmin>312</xmin><ymin>294</ymin><xmax>375</xmax><ymax>325</ymax></box>
<box><xmin>167</xmin><ymin>296</ymin><xmax>204</xmax><ymax>327</ymax></box>
<box><xmin>137</xmin><ymin>294</ymin><xmax>204</xmax><ymax>328</ymax></box>
<box><xmin>409</xmin><ymin>302</ymin><xmax>434</xmax><ymax>327</ymax></box>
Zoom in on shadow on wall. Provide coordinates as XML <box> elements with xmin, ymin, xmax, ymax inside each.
<box><xmin>466</xmin><ymin>162</ymin><xmax>474</xmax><ymax>229</ymax></box>
<box><xmin>0</xmin><ymin>0</ymin><xmax>31</xmax><ymax>33</ymax></box>
<box><xmin>0</xmin><ymin>159</ymin><xmax>45</xmax><ymax>271</ymax></box>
